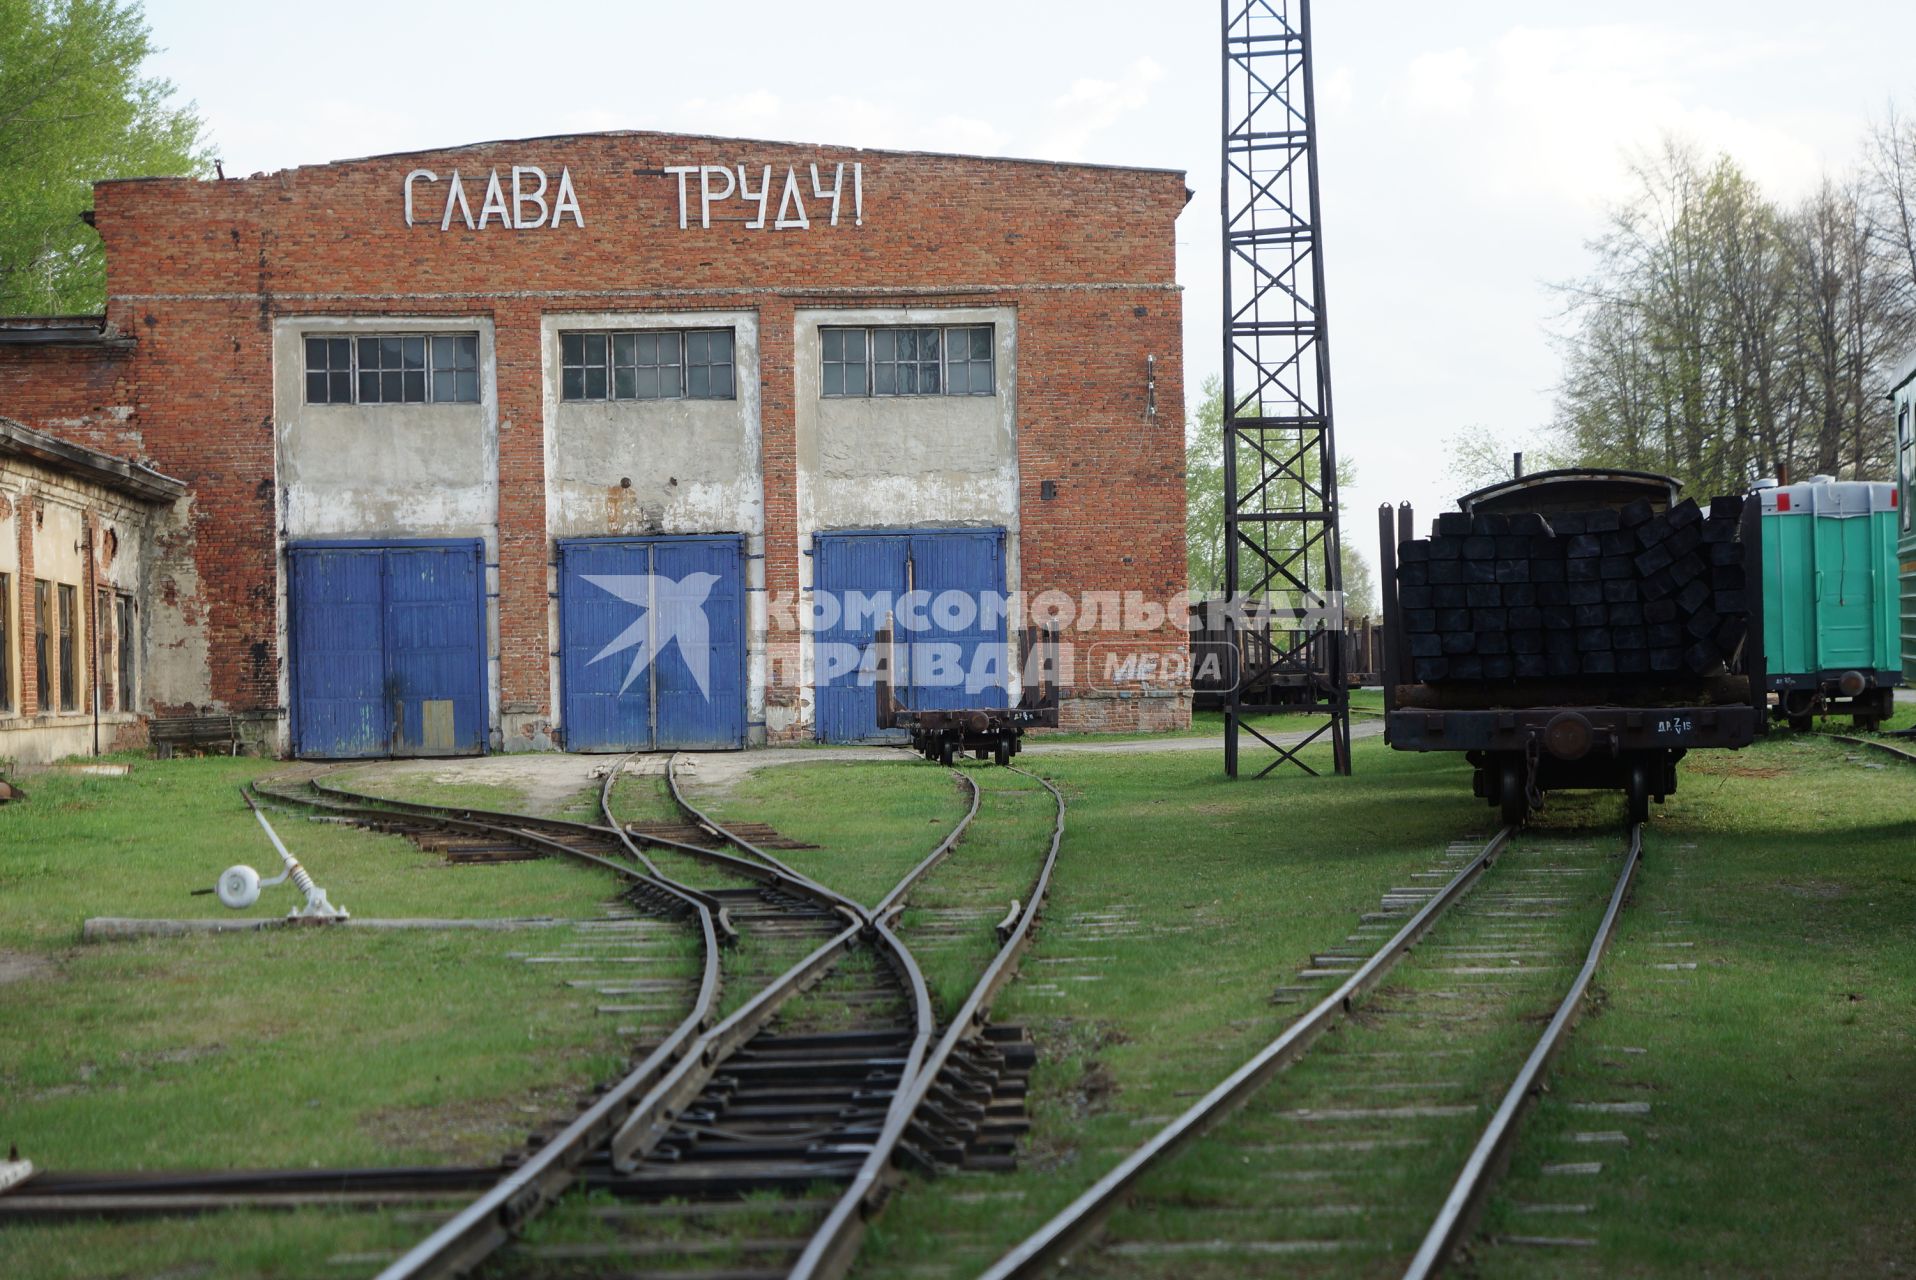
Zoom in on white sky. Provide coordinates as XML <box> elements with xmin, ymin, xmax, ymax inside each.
<box><xmin>140</xmin><ymin>0</ymin><xmax>1916</xmax><ymax>577</ymax></box>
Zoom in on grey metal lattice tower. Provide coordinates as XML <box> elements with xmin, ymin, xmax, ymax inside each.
<box><xmin>1220</xmin><ymin>0</ymin><xmax>1351</xmax><ymax>778</ymax></box>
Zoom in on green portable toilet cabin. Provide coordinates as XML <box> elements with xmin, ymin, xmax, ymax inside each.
<box><xmin>1757</xmin><ymin>475</ymin><xmax>1903</xmax><ymax>728</ymax></box>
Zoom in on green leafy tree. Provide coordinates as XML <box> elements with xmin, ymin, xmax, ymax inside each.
<box><xmin>1185</xmin><ymin>373</ymin><xmax>1373</xmax><ymax>616</ymax></box>
<box><xmin>1552</xmin><ymin>139</ymin><xmax>1901</xmax><ymax>494</ymax></box>
<box><xmin>0</xmin><ymin>0</ymin><xmax>210</xmax><ymax>314</ymax></box>
<box><xmin>1442</xmin><ymin>423</ymin><xmax>1571</xmax><ymax>495</ymax></box>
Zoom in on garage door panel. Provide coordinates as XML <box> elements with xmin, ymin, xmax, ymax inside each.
<box><xmin>559</xmin><ymin>541</ymin><xmax>652</xmax><ymax>754</ymax></box>
<box><xmin>652</xmin><ymin>538</ymin><xmax>746</xmax><ymax>749</ymax></box>
<box><xmin>290</xmin><ymin>542</ymin><xmax>485</xmax><ymax>759</ymax></box>
<box><xmin>290</xmin><ymin>548</ymin><xmax>387</xmax><ymax>759</ymax></box>
<box><xmin>909</xmin><ymin>529</ymin><xmax>1008</xmax><ymax>711</ymax></box>
<box><xmin>559</xmin><ymin>536</ymin><xmax>746</xmax><ymax>752</ymax></box>
<box><xmin>813</xmin><ymin>534</ymin><xmax>910</xmax><ymax>744</ymax></box>
<box><xmin>812</xmin><ymin>529</ymin><xmax>1007</xmax><ymax>743</ymax></box>
<box><xmin>383</xmin><ymin>546</ymin><xmax>486</xmax><ymax>757</ymax></box>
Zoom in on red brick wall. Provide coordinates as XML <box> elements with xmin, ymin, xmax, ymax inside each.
<box><xmin>0</xmin><ymin>132</ymin><xmax>1192</xmax><ymax>737</ymax></box>
<box><xmin>0</xmin><ymin>345</ymin><xmax>138</xmax><ymax>457</ymax></box>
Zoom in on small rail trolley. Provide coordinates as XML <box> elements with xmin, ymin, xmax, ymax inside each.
<box><xmin>874</xmin><ymin>624</ymin><xmax>1061</xmax><ymax>765</ymax></box>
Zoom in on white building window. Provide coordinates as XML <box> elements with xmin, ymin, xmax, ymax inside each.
<box><xmin>304</xmin><ymin>334</ymin><xmax>479</xmax><ymax>405</ymax></box>
<box><xmin>560</xmin><ymin>329</ymin><xmax>735</xmax><ymax>402</ymax></box>
<box><xmin>821</xmin><ymin>325</ymin><xmax>995</xmax><ymax>398</ymax></box>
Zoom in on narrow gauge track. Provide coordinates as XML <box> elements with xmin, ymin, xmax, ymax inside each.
<box><xmin>6</xmin><ymin>756</ymin><xmax>1067</xmax><ymax>1280</ymax></box>
<box><xmin>276</xmin><ymin>754</ymin><xmax>947</xmax><ymax>1280</ymax></box>
<box><xmin>461</xmin><ymin>755</ymin><xmax>1069</xmax><ymax>1280</ymax></box>
<box><xmin>981</xmin><ymin>822</ymin><xmax>1643</xmax><ymax>1280</ymax></box>
<box><xmin>1828</xmin><ymin>732</ymin><xmax>1916</xmax><ymax>765</ymax></box>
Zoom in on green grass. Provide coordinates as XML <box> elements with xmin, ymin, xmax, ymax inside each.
<box><xmin>8</xmin><ymin>718</ymin><xmax>1906</xmax><ymax>1278</ymax></box>
<box><xmin>1</xmin><ymin>1210</ymin><xmax>450</xmax><ymax>1280</ymax></box>
<box><xmin>855</xmin><ymin>729</ymin><xmax>1915</xmax><ymax>1278</ymax></box>
<box><xmin>851</xmin><ymin>735</ymin><xmax>1490</xmax><ymax>1278</ymax></box>
<box><xmin>694</xmin><ymin>761</ymin><xmax>976</xmax><ymax>908</ymax></box>
<box><xmin>0</xmin><ymin>756</ymin><xmax>689</xmax><ymax>1279</ymax></box>
<box><xmin>1072</xmin><ymin>810</ymin><xmax>1625</xmax><ymax>1277</ymax></box>
<box><xmin>1473</xmin><ymin>731</ymin><xmax>1916</xmax><ymax>1277</ymax></box>
<box><xmin>606</xmin><ymin>769</ymin><xmax>699</xmax><ymax>827</ymax></box>
<box><xmin>895</xmin><ymin>768</ymin><xmax>1063</xmax><ymax>1017</ymax></box>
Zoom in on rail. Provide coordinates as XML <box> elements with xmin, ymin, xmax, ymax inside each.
<box><xmin>793</xmin><ymin>764</ymin><xmax>1068</xmax><ymax>1280</ymax></box>
<box><xmin>269</xmin><ymin>772</ymin><xmax>729</xmax><ymax>1280</ymax></box>
<box><xmin>199</xmin><ymin>758</ymin><xmax>1062</xmax><ymax>1280</ymax></box>
<box><xmin>1401</xmin><ymin>821</ymin><xmax>1644</xmax><ymax>1278</ymax></box>
<box><xmin>980</xmin><ymin>825</ymin><xmax>1514</xmax><ymax>1279</ymax></box>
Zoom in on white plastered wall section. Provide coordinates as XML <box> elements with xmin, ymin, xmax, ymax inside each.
<box><xmin>0</xmin><ymin>461</ymin><xmax>150</xmax><ymax>764</ymax></box>
<box><xmin>790</xmin><ymin>305</ymin><xmax>1020</xmax><ymax>738</ymax></box>
<box><xmin>271</xmin><ymin>316</ymin><xmax>501</xmax><ymax>754</ymax></box>
<box><xmin>538</xmin><ymin>310</ymin><xmax>765</xmax><ymax>748</ymax></box>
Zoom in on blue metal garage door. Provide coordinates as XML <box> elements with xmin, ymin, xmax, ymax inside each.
<box><xmin>558</xmin><ymin>535</ymin><xmax>746</xmax><ymax>752</ymax></box>
<box><xmin>289</xmin><ymin>541</ymin><xmax>487</xmax><ymax>759</ymax></box>
<box><xmin>812</xmin><ymin>528</ymin><xmax>1008</xmax><ymax>743</ymax></box>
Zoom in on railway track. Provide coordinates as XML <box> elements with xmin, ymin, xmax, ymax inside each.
<box><xmin>283</xmin><ymin>752</ymin><xmax>1063</xmax><ymax>1279</ymax></box>
<box><xmin>979</xmin><ymin>821</ymin><xmax>1643</xmax><ymax>1280</ymax></box>
<box><xmin>458</xmin><ymin>755</ymin><xmax>1068</xmax><ymax>1280</ymax></box>
<box><xmin>6</xmin><ymin>751</ymin><xmax>1068</xmax><ymax>1279</ymax></box>
<box><xmin>1828</xmin><ymin>732</ymin><xmax>1916</xmax><ymax>765</ymax></box>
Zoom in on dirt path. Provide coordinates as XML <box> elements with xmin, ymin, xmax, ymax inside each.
<box><xmin>327</xmin><ymin>718</ymin><xmax>1386</xmax><ymax>805</ymax></box>
<box><xmin>338</xmin><ymin>753</ymin><xmax>609</xmax><ymax>815</ymax></box>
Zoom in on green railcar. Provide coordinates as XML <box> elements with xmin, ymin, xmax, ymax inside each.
<box><xmin>1895</xmin><ymin>356</ymin><xmax>1916</xmax><ymax>690</ymax></box>
<box><xmin>1757</xmin><ymin>475</ymin><xmax>1902</xmax><ymax>728</ymax></box>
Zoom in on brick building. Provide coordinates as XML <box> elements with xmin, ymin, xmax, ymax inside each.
<box><xmin>0</xmin><ymin>131</ymin><xmax>1191</xmax><ymax>759</ymax></box>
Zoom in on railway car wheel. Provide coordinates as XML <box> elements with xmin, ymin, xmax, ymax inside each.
<box><xmin>938</xmin><ymin>740</ymin><xmax>956</xmax><ymax>767</ymax></box>
<box><xmin>994</xmin><ymin>737</ymin><xmax>1011</xmax><ymax>766</ymax></box>
<box><xmin>1497</xmin><ymin>757</ymin><xmax>1527</xmax><ymax>828</ymax></box>
<box><xmin>1625</xmin><ymin>760</ymin><xmax>1652</xmax><ymax>826</ymax></box>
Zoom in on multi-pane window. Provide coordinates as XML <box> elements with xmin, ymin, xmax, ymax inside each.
<box><xmin>560</xmin><ymin>329</ymin><xmax>735</xmax><ymax>401</ymax></box>
<box><xmin>34</xmin><ymin>580</ymin><xmax>49</xmax><ymax>713</ymax></box>
<box><xmin>873</xmin><ymin>328</ymin><xmax>941</xmax><ymax>395</ymax></box>
<box><xmin>821</xmin><ymin>325</ymin><xmax>995</xmax><ymax>398</ymax></box>
<box><xmin>117</xmin><ymin>594</ymin><xmax>135</xmax><ymax>714</ymax></box>
<box><xmin>304</xmin><ymin>333</ymin><xmax>479</xmax><ymax>404</ymax></box>
<box><xmin>0</xmin><ymin>572</ymin><xmax>11</xmax><ymax>714</ymax></box>
<box><xmin>57</xmin><ymin>584</ymin><xmax>76</xmax><ymax>711</ymax></box>
<box><xmin>96</xmin><ymin>588</ymin><xmax>114</xmax><ymax>711</ymax></box>
<box><xmin>821</xmin><ymin>328</ymin><xmax>867</xmax><ymax>398</ymax></box>
<box><xmin>944</xmin><ymin>326</ymin><xmax>995</xmax><ymax>395</ymax></box>
<box><xmin>684</xmin><ymin>330</ymin><xmax>734</xmax><ymax>399</ymax></box>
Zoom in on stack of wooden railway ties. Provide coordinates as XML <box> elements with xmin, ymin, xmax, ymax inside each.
<box><xmin>1396</xmin><ymin>494</ymin><xmax>1751</xmax><ymax>683</ymax></box>
<box><xmin>1379</xmin><ymin>469</ymin><xmax>1769</xmax><ymax>825</ymax></box>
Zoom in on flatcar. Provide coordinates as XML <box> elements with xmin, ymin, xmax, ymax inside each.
<box><xmin>1892</xmin><ymin>353</ymin><xmax>1916</xmax><ymax>690</ymax></box>
<box><xmin>1379</xmin><ymin>468</ymin><xmax>1766</xmax><ymax>825</ymax></box>
<box><xmin>1755</xmin><ymin>474</ymin><xmax>1902</xmax><ymax>729</ymax></box>
<box><xmin>873</xmin><ymin>622</ymin><xmax>1060</xmax><ymax>764</ymax></box>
